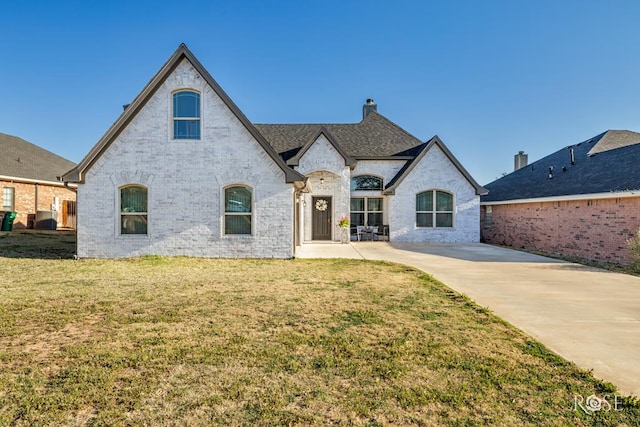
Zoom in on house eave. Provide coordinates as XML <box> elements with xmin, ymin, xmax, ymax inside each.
<box><xmin>481</xmin><ymin>190</ymin><xmax>640</xmax><ymax>206</ymax></box>
<box><xmin>355</xmin><ymin>156</ymin><xmax>414</xmax><ymax>161</ymax></box>
<box><xmin>61</xmin><ymin>166</ymin><xmax>81</xmax><ymax>184</ymax></box>
<box><xmin>0</xmin><ymin>174</ymin><xmax>77</xmax><ymax>188</ymax></box>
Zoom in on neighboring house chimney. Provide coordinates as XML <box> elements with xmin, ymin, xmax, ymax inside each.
<box><xmin>514</xmin><ymin>151</ymin><xmax>528</xmax><ymax>171</ymax></box>
<box><xmin>363</xmin><ymin>98</ymin><xmax>377</xmax><ymax>119</ymax></box>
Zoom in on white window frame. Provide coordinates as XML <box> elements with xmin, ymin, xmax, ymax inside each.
<box><xmin>223</xmin><ymin>185</ymin><xmax>254</xmax><ymax>236</ymax></box>
<box><xmin>416</xmin><ymin>190</ymin><xmax>455</xmax><ymax>228</ymax></box>
<box><xmin>171</xmin><ymin>89</ymin><xmax>201</xmax><ymax>141</ymax></box>
<box><xmin>2</xmin><ymin>187</ymin><xmax>15</xmax><ymax>211</ymax></box>
<box><xmin>117</xmin><ymin>184</ymin><xmax>149</xmax><ymax>236</ymax></box>
<box><xmin>350</xmin><ymin>196</ymin><xmax>384</xmax><ymax>227</ymax></box>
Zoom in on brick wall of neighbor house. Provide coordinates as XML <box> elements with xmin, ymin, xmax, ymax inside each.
<box><xmin>390</xmin><ymin>144</ymin><xmax>481</xmax><ymax>242</ymax></box>
<box><xmin>77</xmin><ymin>59</ymin><xmax>294</xmax><ymax>258</ymax></box>
<box><xmin>1</xmin><ymin>180</ymin><xmax>75</xmax><ymax>229</ymax></box>
<box><xmin>481</xmin><ymin>196</ymin><xmax>640</xmax><ymax>264</ymax></box>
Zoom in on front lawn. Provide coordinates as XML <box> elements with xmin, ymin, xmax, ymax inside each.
<box><xmin>0</xmin><ymin>233</ymin><xmax>637</xmax><ymax>425</ymax></box>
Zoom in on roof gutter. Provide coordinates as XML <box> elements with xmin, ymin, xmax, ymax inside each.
<box><xmin>481</xmin><ymin>190</ymin><xmax>640</xmax><ymax>206</ymax></box>
<box><xmin>63</xmin><ymin>182</ymin><xmax>78</xmax><ymax>193</ymax></box>
<box><xmin>0</xmin><ymin>174</ymin><xmax>77</xmax><ymax>188</ymax></box>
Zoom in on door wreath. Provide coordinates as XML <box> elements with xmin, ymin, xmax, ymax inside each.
<box><xmin>315</xmin><ymin>199</ymin><xmax>328</xmax><ymax>211</ymax></box>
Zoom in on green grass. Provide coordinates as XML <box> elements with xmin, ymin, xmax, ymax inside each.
<box><xmin>0</xmin><ymin>232</ymin><xmax>638</xmax><ymax>425</ymax></box>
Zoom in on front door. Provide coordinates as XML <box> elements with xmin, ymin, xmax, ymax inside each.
<box><xmin>312</xmin><ymin>196</ymin><xmax>332</xmax><ymax>240</ymax></box>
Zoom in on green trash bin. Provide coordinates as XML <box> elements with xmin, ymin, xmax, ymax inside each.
<box><xmin>1</xmin><ymin>212</ymin><xmax>17</xmax><ymax>231</ymax></box>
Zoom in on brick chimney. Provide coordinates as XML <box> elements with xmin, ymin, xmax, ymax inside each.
<box><xmin>362</xmin><ymin>98</ymin><xmax>377</xmax><ymax>119</ymax></box>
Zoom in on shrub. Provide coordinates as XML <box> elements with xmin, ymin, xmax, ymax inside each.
<box><xmin>627</xmin><ymin>228</ymin><xmax>640</xmax><ymax>272</ymax></box>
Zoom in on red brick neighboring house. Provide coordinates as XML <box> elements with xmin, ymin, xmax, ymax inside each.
<box><xmin>0</xmin><ymin>133</ymin><xmax>77</xmax><ymax>229</ymax></box>
<box><xmin>481</xmin><ymin>130</ymin><xmax>640</xmax><ymax>265</ymax></box>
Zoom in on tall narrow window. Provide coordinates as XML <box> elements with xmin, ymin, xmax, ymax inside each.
<box><xmin>2</xmin><ymin>187</ymin><xmax>15</xmax><ymax>211</ymax></box>
<box><xmin>173</xmin><ymin>91</ymin><xmax>200</xmax><ymax>139</ymax></box>
<box><xmin>416</xmin><ymin>190</ymin><xmax>453</xmax><ymax>228</ymax></box>
<box><xmin>120</xmin><ymin>185</ymin><xmax>148</xmax><ymax>234</ymax></box>
<box><xmin>225</xmin><ymin>186</ymin><xmax>252</xmax><ymax>235</ymax></box>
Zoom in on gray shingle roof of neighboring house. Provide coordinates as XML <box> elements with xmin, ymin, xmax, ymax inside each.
<box><xmin>482</xmin><ymin>130</ymin><xmax>640</xmax><ymax>203</ymax></box>
<box><xmin>255</xmin><ymin>111</ymin><xmax>424</xmax><ymax>159</ymax></box>
<box><xmin>0</xmin><ymin>133</ymin><xmax>76</xmax><ymax>183</ymax></box>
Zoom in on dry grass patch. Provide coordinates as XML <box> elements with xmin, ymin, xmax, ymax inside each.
<box><xmin>0</xmin><ymin>234</ymin><xmax>638</xmax><ymax>425</ymax></box>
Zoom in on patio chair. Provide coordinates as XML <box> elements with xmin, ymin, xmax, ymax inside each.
<box><xmin>356</xmin><ymin>225</ymin><xmax>365</xmax><ymax>241</ymax></box>
<box><xmin>375</xmin><ymin>225</ymin><xmax>389</xmax><ymax>241</ymax></box>
<box><xmin>369</xmin><ymin>226</ymin><xmax>378</xmax><ymax>241</ymax></box>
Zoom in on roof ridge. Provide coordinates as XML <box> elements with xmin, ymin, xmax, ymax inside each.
<box><xmin>358</xmin><ymin>111</ymin><xmax>423</xmax><ymax>146</ymax></box>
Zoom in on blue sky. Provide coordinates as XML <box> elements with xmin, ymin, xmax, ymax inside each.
<box><xmin>2</xmin><ymin>1</ymin><xmax>639</xmax><ymax>185</ymax></box>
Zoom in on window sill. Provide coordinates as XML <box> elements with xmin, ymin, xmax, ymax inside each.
<box><xmin>222</xmin><ymin>234</ymin><xmax>254</xmax><ymax>239</ymax></box>
<box><xmin>416</xmin><ymin>226</ymin><xmax>455</xmax><ymax>229</ymax></box>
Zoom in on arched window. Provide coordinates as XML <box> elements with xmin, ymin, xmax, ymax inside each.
<box><xmin>120</xmin><ymin>185</ymin><xmax>148</xmax><ymax>234</ymax></box>
<box><xmin>416</xmin><ymin>190</ymin><xmax>453</xmax><ymax>228</ymax></box>
<box><xmin>173</xmin><ymin>90</ymin><xmax>200</xmax><ymax>139</ymax></box>
<box><xmin>225</xmin><ymin>186</ymin><xmax>252</xmax><ymax>235</ymax></box>
<box><xmin>350</xmin><ymin>175</ymin><xmax>383</xmax><ymax>191</ymax></box>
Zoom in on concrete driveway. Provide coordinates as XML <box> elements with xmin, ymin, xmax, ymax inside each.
<box><xmin>296</xmin><ymin>242</ymin><xmax>640</xmax><ymax>396</ymax></box>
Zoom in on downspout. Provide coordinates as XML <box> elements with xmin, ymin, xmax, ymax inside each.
<box><xmin>294</xmin><ymin>191</ymin><xmax>300</xmax><ymax>252</ymax></box>
<box><xmin>62</xmin><ymin>181</ymin><xmax>78</xmax><ymax>258</ymax></box>
<box><xmin>64</xmin><ymin>182</ymin><xmax>77</xmax><ymax>193</ymax></box>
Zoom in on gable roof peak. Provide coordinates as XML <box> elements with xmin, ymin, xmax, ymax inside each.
<box><xmin>587</xmin><ymin>129</ymin><xmax>640</xmax><ymax>156</ymax></box>
<box><xmin>63</xmin><ymin>43</ymin><xmax>305</xmax><ymax>184</ymax></box>
<box><xmin>383</xmin><ymin>135</ymin><xmax>487</xmax><ymax>196</ymax></box>
<box><xmin>286</xmin><ymin>126</ymin><xmax>356</xmax><ymax>168</ymax></box>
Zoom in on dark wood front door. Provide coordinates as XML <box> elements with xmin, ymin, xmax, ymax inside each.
<box><xmin>312</xmin><ymin>196</ymin><xmax>332</xmax><ymax>240</ymax></box>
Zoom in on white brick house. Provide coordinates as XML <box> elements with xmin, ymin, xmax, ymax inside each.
<box><xmin>63</xmin><ymin>44</ymin><xmax>486</xmax><ymax>258</ymax></box>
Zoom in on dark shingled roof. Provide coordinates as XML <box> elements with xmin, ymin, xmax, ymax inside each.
<box><xmin>482</xmin><ymin>130</ymin><xmax>640</xmax><ymax>202</ymax></box>
<box><xmin>256</xmin><ymin>114</ymin><xmax>487</xmax><ymax>196</ymax></box>
<box><xmin>255</xmin><ymin>111</ymin><xmax>423</xmax><ymax>159</ymax></box>
<box><xmin>0</xmin><ymin>133</ymin><xmax>76</xmax><ymax>183</ymax></box>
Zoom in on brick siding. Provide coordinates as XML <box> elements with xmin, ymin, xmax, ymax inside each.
<box><xmin>76</xmin><ymin>59</ymin><xmax>294</xmax><ymax>258</ymax></box>
<box><xmin>391</xmin><ymin>145</ymin><xmax>481</xmax><ymax>243</ymax></box>
<box><xmin>1</xmin><ymin>180</ymin><xmax>75</xmax><ymax>229</ymax></box>
<box><xmin>481</xmin><ymin>197</ymin><xmax>640</xmax><ymax>265</ymax></box>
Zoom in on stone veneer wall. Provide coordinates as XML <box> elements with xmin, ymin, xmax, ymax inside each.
<box><xmin>77</xmin><ymin>59</ymin><xmax>294</xmax><ymax>258</ymax></box>
<box><xmin>481</xmin><ymin>196</ymin><xmax>640</xmax><ymax>265</ymax></box>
